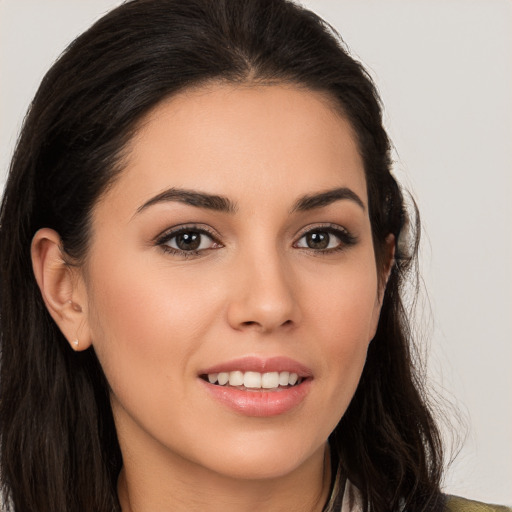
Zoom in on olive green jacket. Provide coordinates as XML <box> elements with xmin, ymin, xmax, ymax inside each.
<box><xmin>327</xmin><ymin>477</ymin><xmax>512</xmax><ymax>511</ymax></box>
<box><xmin>445</xmin><ymin>496</ymin><xmax>512</xmax><ymax>512</ymax></box>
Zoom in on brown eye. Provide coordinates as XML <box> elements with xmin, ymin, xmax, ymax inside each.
<box><xmin>295</xmin><ymin>226</ymin><xmax>356</xmax><ymax>253</ymax></box>
<box><xmin>297</xmin><ymin>230</ymin><xmax>340</xmax><ymax>250</ymax></box>
<box><xmin>163</xmin><ymin>229</ymin><xmax>217</xmax><ymax>252</ymax></box>
<box><xmin>304</xmin><ymin>231</ymin><xmax>330</xmax><ymax>249</ymax></box>
<box><xmin>175</xmin><ymin>232</ymin><xmax>201</xmax><ymax>251</ymax></box>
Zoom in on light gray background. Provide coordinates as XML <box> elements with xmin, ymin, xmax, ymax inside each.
<box><xmin>1</xmin><ymin>0</ymin><xmax>511</xmax><ymax>505</ymax></box>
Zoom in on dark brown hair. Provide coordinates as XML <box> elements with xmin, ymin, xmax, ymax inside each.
<box><xmin>0</xmin><ymin>1</ymin><xmax>443</xmax><ymax>511</ymax></box>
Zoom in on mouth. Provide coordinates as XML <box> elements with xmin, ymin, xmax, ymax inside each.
<box><xmin>200</xmin><ymin>370</ymin><xmax>305</xmax><ymax>391</ymax></box>
<box><xmin>198</xmin><ymin>356</ymin><xmax>313</xmax><ymax>417</ymax></box>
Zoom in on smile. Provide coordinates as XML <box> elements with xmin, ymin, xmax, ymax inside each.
<box><xmin>199</xmin><ymin>356</ymin><xmax>313</xmax><ymax>416</ymax></box>
<box><xmin>203</xmin><ymin>371</ymin><xmax>302</xmax><ymax>390</ymax></box>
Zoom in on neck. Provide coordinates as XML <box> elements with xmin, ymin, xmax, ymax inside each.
<box><xmin>117</xmin><ymin>443</ymin><xmax>332</xmax><ymax>512</ymax></box>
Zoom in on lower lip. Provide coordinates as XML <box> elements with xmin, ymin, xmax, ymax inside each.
<box><xmin>200</xmin><ymin>379</ymin><xmax>312</xmax><ymax>417</ymax></box>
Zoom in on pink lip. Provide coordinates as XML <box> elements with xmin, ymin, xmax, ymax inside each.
<box><xmin>199</xmin><ymin>356</ymin><xmax>313</xmax><ymax>377</ymax></box>
<box><xmin>198</xmin><ymin>356</ymin><xmax>313</xmax><ymax>417</ymax></box>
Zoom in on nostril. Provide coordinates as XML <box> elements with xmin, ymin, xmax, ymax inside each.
<box><xmin>240</xmin><ymin>319</ymin><xmax>293</xmax><ymax>330</ymax></box>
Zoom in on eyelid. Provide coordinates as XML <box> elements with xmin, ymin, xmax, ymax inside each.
<box><xmin>154</xmin><ymin>223</ymin><xmax>223</xmax><ymax>258</ymax></box>
<box><xmin>153</xmin><ymin>222</ymin><xmax>356</xmax><ymax>257</ymax></box>
<box><xmin>294</xmin><ymin>222</ymin><xmax>352</xmax><ymax>239</ymax></box>
<box><xmin>154</xmin><ymin>223</ymin><xmax>221</xmax><ymax>244</ymax></box>
<box><xmin>293</xmin><ymin>223</ymin><xmax>357</xmax><ymax>251</ymax></box>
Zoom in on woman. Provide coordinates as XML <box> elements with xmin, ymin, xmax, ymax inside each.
<box><xmin>0</xmin><ymin>1</ymin><xmax>508</xmax><ymax>511</ymax></box>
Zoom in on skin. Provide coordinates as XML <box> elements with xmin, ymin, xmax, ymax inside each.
<box><xmin>32</xmin><ymin>83</ymin><xmax>393</xmax><ymax>512</ymax></box>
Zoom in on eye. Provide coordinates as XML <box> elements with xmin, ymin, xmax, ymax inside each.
<box><xmin>157</xmin><ymin>226</ymin><xmax>221</xmax><ymax>255</ymax></box>
<box><xmin>294</xmin><ymin>225</ymin><xmax>356</xmax><ymax>252</ymax></box>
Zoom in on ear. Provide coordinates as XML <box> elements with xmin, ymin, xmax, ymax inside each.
<box><xmin>369</xmin><ymin>234</ymin><xmax>396</xmax><ymax>340</ymax></box>
<box><xmin>31</xmin><ymin>228</ymin><xmax>92</xmax><ymax>351</ymax></box>
<box><xmin>379</xmin><ymin>234</ymin><xmax>396</xmax><ymax>301</ymax></box>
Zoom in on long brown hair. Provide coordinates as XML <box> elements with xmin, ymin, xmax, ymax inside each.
<box><xmin>0</xmin><ymin>1</ymin><xmax>443</xmax><ymax>510</ymax></box>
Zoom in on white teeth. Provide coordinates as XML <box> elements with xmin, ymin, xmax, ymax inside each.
<box><xmin>206</xmin><ymin>370</ymin><xmax>303</xmax><ymax>389</ymax></box>
<box><xmin>261</xmin><ymin>372</ymin><xmax>279</xmax><ymax>389</ymax></box>
<box><xmin>278</xmin><ymin>371</ymin><xmax>290</xmax><ymax>386</ymax></box>
<box><xmin>217</xmin><ymin>372</ymin><xmax>229</xmax><ymax>385</ymax></box>
<box><xmin>228</xmin><ymin>371</ymin><xmax>244</xmax><ymax>386</ymax></box>
<box><xmin>244</xmin><ymin>371</ymin><xmax>261</xmax><ymax>388</ymax></box>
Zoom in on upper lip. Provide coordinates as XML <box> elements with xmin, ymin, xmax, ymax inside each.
<box><xmin>199</xmin><ymin>356</ymin><xmax>313</xmax><ymax>378</ymax></box>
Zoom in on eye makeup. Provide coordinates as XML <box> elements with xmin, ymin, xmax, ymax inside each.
<box><xmin>154</xmin><ymin>221</ymin><xmax>357</xmax><ymax>259</ymax></box>
<box><xmin>155</xmin><ymin>224</ymin><xmax>223</xmax><ymax>258</ymax></box>
<box><xmin>293</xmin><ymin>223</ymin><xmax>357</xmax><ymax>255</ymax></box>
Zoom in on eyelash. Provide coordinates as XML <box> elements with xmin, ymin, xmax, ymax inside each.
<box><xmin>294</xmin><ymin>224</ymin><xmax>357</xmax><ymax>255</ymax></box>
<box><xmin>155</xmin><ymin>223</ymin><xmax>357</xmax><ymax>258</ymax></box>
<box><xmin>156</xmin><ymin>225</ymin><xmax>222</xmax><ymax>258</ymax></box>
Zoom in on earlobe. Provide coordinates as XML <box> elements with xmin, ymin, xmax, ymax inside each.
<box><xmin>31</xmin><ymin>228</ymin><xmax>92</xmax><ymax>351</ymax></box>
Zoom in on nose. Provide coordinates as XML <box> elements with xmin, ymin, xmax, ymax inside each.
<box><xmin>226</xmin><ymin>249</ymin><xmax>301</xmax><ymax>334</ymax></box>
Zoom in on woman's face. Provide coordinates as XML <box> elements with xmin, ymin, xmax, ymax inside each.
<box><xmin>79</xmin><ymin>83</ymin><xmax>385</xmax><ymax>481</ymax></box>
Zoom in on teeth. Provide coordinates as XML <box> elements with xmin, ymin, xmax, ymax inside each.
<box><xmin>261</xmin><ymin>372</ymin><xmax>279</xmax><ymax>389</ymax></box>
<box><xmin>206</xmin><ymin>371</ymin><xmax>301</xmax><ymax>389</ymax></box>
<box><xmin>278</xmin><ymin>371</ymin><xmax>290</xmax><ymax>386</ymax></box>
<box><xmin>228</xmin><ymin>371</ymin><xmax>244</xmax><ymax>386</ymax></box>
<box><xmin>244</xmin><ymin>371</ymin><xmax>261</xmax><ymax>388</ymax></box>
<box><xmin>217</xmin><ymin>372</ymin><xmax>229</xmax><ymax>385</ymax></box>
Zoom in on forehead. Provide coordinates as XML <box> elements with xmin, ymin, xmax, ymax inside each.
<box><xmin>100</xmin><ymin>83</ymin><xmax>367</xmax><ymax>215</ymax></box>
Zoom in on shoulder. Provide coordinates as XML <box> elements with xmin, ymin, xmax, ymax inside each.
<box><xmin>444</xmin><ymin>495</ymin><xmax>512</xmax><ymax>512</ymax></box>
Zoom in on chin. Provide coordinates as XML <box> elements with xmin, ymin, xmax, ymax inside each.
<box><xmin>191</xmin><ymin>433</ymin><xmax>326</xmax><ymax>482</ymax></box>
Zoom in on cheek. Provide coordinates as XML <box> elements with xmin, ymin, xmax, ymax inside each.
<box><xmin>84</xmin><ymin>249</ymin><xmax>221</xmax><ymax>393</ymax></box>
<box><xmin>83</xmin><ymin>250</ymin><xmax>233</xmax><ymax>459</ymax></box>
<box><xmin>309</xmin><ymin>258</ymin><xmax>380</xmax><ymax>347</ymax></box>
<box><xmin>304</xmin><ymin>259</ymin><xmax>380</xmax><ymax>413</ymax></box>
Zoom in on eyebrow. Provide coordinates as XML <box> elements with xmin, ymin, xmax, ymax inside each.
<box><xmin>136</xmin><ymin>187</ymin><xmax>238</xmax><ymax>214</ymax></box>
<box><xmin>291</xmin><ymin>187</ymin><xmax>365</xmax><ymax>213</ymax></box>
<box><xmin>135</xmin><ymin>185</ymin><xmax>364</xmax><ymax>216</ymax></box>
